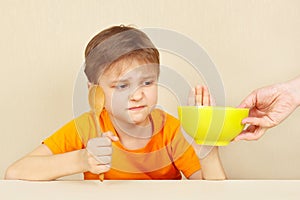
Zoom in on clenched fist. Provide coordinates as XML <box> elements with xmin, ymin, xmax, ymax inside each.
<box><xmin>83</xmin><ymin>131</ymin><xmax>119</xmax><ymax>174</ymax></box>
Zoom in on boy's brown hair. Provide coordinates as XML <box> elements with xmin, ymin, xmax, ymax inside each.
<box><xmin>84</xmin><ymin>25</ymin><xmax>160</xmax><ymax>84</ymax></box>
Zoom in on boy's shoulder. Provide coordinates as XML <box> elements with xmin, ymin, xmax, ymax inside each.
<box><xmin>151</xmin><ymin>108</ymin><xmax>180</xmax><ymax>133</ymax></box>
<box><xmin>73</xmin><ymin>112</ymin><xmax>95</xmax><ymax>128</ymax></box>
<box><xmin>73</xmin><ymin>112</ymin><xmax>98</xmax><ymax>146</ymax></box>
<box><xmin>151</xmin><ymin>108</ymin><xmax>179</xmax><ymax>121</ymax></box>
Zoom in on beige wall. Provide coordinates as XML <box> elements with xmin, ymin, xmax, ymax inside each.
<box><xmin>1</xmin><ymin>0</ymin><xmax>300</xmax><ymax>179</ymax></box>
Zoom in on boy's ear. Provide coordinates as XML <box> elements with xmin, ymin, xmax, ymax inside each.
<box><xmin>87</xmin><ymin>82</ymin><xmax>92</xmax><ymax>89</ymax></box>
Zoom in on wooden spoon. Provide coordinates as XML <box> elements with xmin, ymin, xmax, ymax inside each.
<box><xmin>88</xmin><ymin>85</ymin><xmax>105</xmax><ymax>182</ymax></box>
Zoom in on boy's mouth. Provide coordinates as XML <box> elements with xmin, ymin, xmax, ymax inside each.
<box><xmin>128</xmin><ymin>105</ymin><xmax>146</xmax><ymax>111</ymax></box>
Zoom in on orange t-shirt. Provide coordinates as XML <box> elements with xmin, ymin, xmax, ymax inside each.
<box><xmin>43</xmin><ymin>109</ymin><xmax>201</xmax><ymax>180</ymax></box>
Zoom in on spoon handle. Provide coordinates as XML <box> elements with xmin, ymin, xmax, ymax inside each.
<box><xmin>91</xmin><ymin>112</ymin><xmax>104</xmax><ymax>182</ymax></box>
<box><xmin>99</xmin><ymin>174</ymin><xmax>104</xmax><ymax>182</ymax></box>
<box><xmin>88</xmin><ymin>85</ymin><xmax>105</xmax><ymax>182</ymax></box>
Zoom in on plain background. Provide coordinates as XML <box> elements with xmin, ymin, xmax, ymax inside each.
<box><xmin>1</xmin><ymin>0</ymin><xmax>299</xmax><ymax>180</ymax></box>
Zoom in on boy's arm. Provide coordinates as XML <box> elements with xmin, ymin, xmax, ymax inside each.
<box><xmin>187</xmin><ymin>85</ymin><xmax>226</xmax><ymax>180</ymax></box>
<box><xmin>5</xmin><ymin>131</ymin><xmax>118</xmax><ymax>181</ymax></box>
<box><xmin>4</xmin><ymin>144</ymin><xmax>87</xmax><ymax>180</ymax></box>
<box><xmin>188</xmin><ymin>146</ymin><xmax>226</xmax><ymax>180</ymax></box>
<box><xmin>199</xmin><ymin>146</ymin><xmax>226</xmax><ymax>180</ymax></box>
<box><xmin>187</xmin><ymin>169</ymin><xmax>202</xmax><ymax>180</ymax></box>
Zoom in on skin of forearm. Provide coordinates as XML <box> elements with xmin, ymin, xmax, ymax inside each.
<box><xmin>288</xmin><ymin>75</ymin><xmax>300</xmax><ymax>106</ymax></box>
<box><xmin>199</xmin><ymin>147</ymin><xmax>227</xmax><ymax>180</ymax></box>
<box><xmin>188</xmin><ymin>169</ymin><xmax>203</xmax><ymax>180</ymax></box>
<box><xmin>5</xmin><ymin>150</ymin><xmax>87</xmax><ymax>181</ymax></box>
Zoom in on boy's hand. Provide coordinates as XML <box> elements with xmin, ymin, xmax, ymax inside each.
<box><xmin>188</xmin><ymin>85</ymin><xmax>215</xmax><ymax>106</ymax></box>
<box><xmin>84</xmin><ymin>131</ymin><xmax>119</xmax><ymax>175</ymax></box>
<box><xmin>187</xmin><ymin>85</ymin><xmax>216</xmax><ymax>159</ymax></box>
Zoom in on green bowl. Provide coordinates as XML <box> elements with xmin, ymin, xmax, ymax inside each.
<box><xmin>178</xmin><ymin>106</ymin><xmax>249</xmax><ymax>146</ymax></box>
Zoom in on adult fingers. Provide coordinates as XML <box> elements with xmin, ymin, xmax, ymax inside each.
<box><xmin>234</xmin><ymin>126</ymin><xmax>268</xmax><ymax>141</ymax></box>
<box><xmin>242</xmin><ymin>116</ymin><xmax>271</xmax><ymax>127</ymax></box>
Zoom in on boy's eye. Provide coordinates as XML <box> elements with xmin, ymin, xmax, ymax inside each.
<box><xmin>143</xmin><ymin>80</ymin><xmax>154</xmax><ymax>86</ymax></box>
<box><xmin>115</xmin><ymin>83</ymin><xmax>129</xmax><ymax>89</ymax></box>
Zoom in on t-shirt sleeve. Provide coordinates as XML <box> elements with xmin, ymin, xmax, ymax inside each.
<box><xmin>43</xmin><ymin>117</ymin><xmax>86</xmax><ymax>154</ymax></box>
<box><xmin>171</xmin><ymin>126</ymin><xmax>201</xmax><ymax>178</ymax></box>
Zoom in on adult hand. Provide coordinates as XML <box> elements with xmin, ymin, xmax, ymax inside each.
<box><xmin>235</xmin><ymin>76</ymin><xmax>300</xmax><ymax>141</ymax></box>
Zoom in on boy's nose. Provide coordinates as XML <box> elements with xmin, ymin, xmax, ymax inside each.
<box><xmin>130</xmin><ymin>86</ymin><xmax>144</xmax><ymax>101</ymax></box>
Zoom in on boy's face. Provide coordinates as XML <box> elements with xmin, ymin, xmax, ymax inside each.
<box><xmin>99</xmin><ymin>59</ymin><xmax>159</xmax><ymax>127</ymax></box>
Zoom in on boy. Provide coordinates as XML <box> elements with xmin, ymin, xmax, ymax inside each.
<box><xmin>5</xmin><ymin>25</ymin><xmax>226</xmax><ymax>180</ymax></box>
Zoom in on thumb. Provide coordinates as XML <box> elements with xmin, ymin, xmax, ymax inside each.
<box><xmin>238</xmin><ymin>92</ymin><xmax>256</xmax><ymax>108</ymax></box>
<box><xmin>102</xmin><ymin>131</ymin><xmax>119</xmax><ymax>142</ymax></box>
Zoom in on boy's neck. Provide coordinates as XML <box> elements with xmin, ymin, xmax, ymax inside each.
<box><xmin>110</xmin><ymin>116</ymin><xmax>154</xmax><ymax>150</ymax></box>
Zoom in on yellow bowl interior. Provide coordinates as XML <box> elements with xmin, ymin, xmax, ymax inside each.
<box><xmin>178</xmin><ymin>106</ymin><xmax>249</xmax><ymax>146</ymax></box>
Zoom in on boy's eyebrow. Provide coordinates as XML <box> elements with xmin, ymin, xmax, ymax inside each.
<box><xmin>110</xmin><ymin>77</ymin><xmax>131</xmax><ymax>84</ymax></box>
<box><xmin>110</xmin><ymin>75</ymin><xmax>157</xmax><ymax>84</ymax></box>
<box><xmin>140</xmin><ymin>75</ymin><xmax>158</xmax><ymax>80</ymax></box>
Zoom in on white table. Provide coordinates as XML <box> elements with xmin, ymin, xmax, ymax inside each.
<box><xmin>1</xmin><ymin>180</ymin><xmax>300</xmax><ymax>200</ymax></box>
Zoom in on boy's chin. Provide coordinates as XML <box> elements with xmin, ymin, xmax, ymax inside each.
<box><xmin>128</xmin><ymin>115</ymin><xmax>150</xmax><ymax>126</ymax></box>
